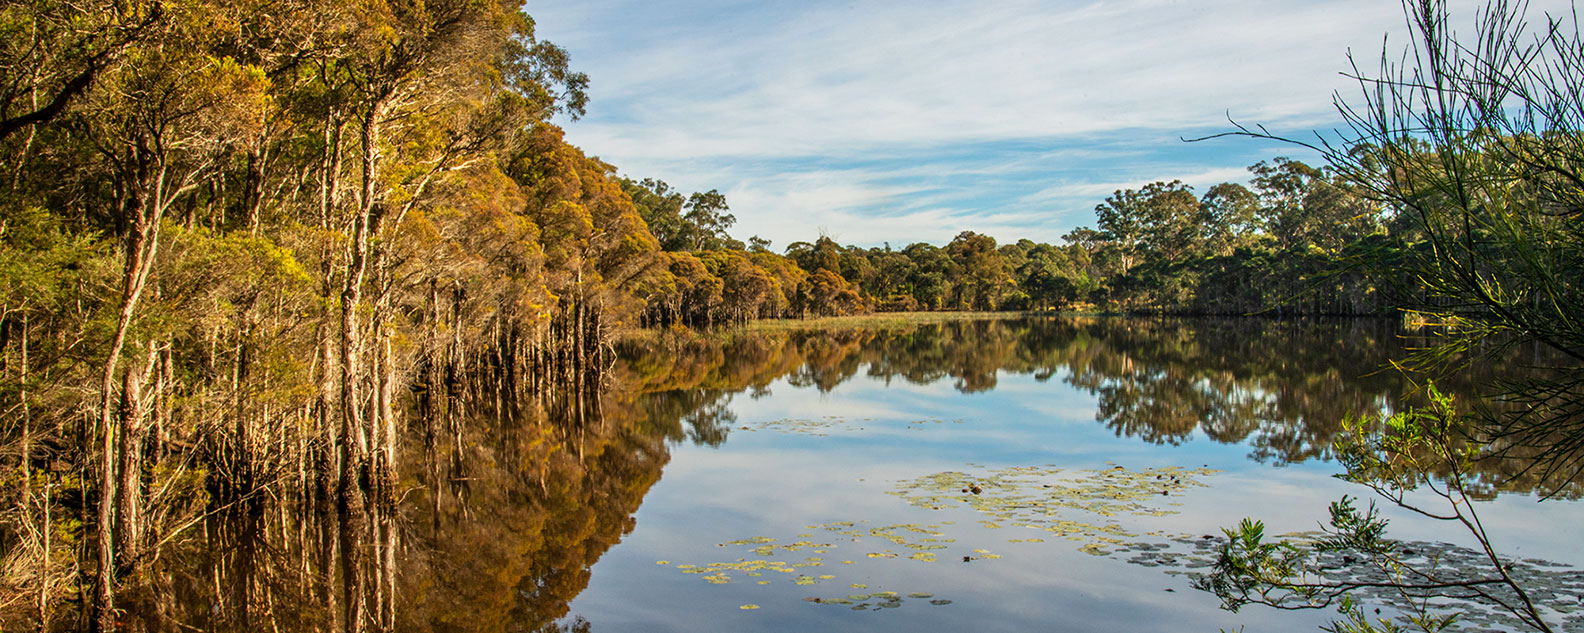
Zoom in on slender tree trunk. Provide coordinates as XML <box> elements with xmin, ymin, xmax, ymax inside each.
<box><xmin>16</xmin><ymin>314</ymin><xmax>49</xmax><ymax>631</ymax></box>
<box><xmin>233</xmin><ymin>330</ymin><xmax>251</xmax><ymax>496</ymax></box>
<box><xmin>37</xmin><ymin>484</ymin><xmax>50</xmax><ymax>633</ymax></box>
<box><xmin>17</xmin><ymin>314</ymin><xmax>31</xmax><ymax>499</ymax></box>
<box><xmin>94</xmin><ymin>188</ymin><xmax>163</xmax><ymax>630</ymax></box>
<box><xmin>114</xmin><ymin>342</ymin><xmax>157</xmax><ymax>572</ymax></box>
<box><xmin>341</xmin><ymin>100</ymin><xmax>387</xmax><ymax>500</ymax></box>
<box><xmin>378</xmin><ymin>331</ymin><xmax>395</xmax><ymax>497</ymax></box>
<box><xmin>241</xmin><ymin>148</ymin><xmax>267</xmax><ymax>236</ymax></box>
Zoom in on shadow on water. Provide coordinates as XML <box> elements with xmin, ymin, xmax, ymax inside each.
<box><xmin>112</xmin><ymin>315</ymin><xmax>1574</xmax><ymax>631</ymax></box>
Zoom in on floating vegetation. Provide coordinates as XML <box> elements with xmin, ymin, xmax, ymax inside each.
<box><xmin>802</xmin><ymin>587</ymin><xmax>954</xmax><ymax>611</ymax></box>
<box><xmin>906</xmin><ymin>418</ymin><xmax>966</xmax><ymax>429</ymax></box>
<box><xmin>737</xmin><ymin>416</ymin><xmax>964</xmax><ymax>436</ymax></box>
<box><xmin>657</xmin><ymin>520</ymin><xmax>976</xmax><ymax>612</ymax></box>
<box><xmin>740</xmin><ymin>416</ymin><xmax>862</xmax><ymax>436</ymax></box>
<box><xmin>889</xmin><ymin>464</ymin><xmax>1218</xmax><ymax>557</ymax></box>
<box><xmin>657</xmin><ymin>464</ymin><xmax>1219</xmax><ymax>612</ymax></box>
<box><xmin>654</xmin><ymin>451</ymin><xmax>1581</xmax><ymax>628</ymax></box>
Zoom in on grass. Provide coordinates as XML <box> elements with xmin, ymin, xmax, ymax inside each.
<box><xmin>734</xmin><ymin>311</ymin><xmax>1047</xmax><ymax>333</ymax></box>
<box><xmin>616</xmin><ymin>311</ymin><xmax>1066</xmax><ymax>347</ymax></box>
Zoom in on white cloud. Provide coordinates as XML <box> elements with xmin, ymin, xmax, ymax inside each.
<box><xmin>530</xmin><ymin>0</ymin><xmax>1573</xmax><ymax>244</ymax></box>
<box><xmin>548</xmin><ymin>0</ymin><xmax>1402</xmax><ymax>158</ymax></box>
<box><xmin>1020</xmin><ymin>165</ymin><xmax>1257</xmax><ymax>207</ymax></box>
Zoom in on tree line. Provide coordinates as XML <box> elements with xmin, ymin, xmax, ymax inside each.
<box><xmin>623</xmin><ymin>155</ymin><xmax>1418</xmax><ymax>324</ymax></box>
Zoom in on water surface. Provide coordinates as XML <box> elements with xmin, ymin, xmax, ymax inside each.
<box><xmin>140</xmin><ymin>316</ymin><xmax>1584</xmax><ymax>632</ymax></box>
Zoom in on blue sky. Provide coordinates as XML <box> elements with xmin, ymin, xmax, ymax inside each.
<box><xmin>526</xmin><ymin>0</ymin><xmax>1549</xmax><ymax>250</ymax></box>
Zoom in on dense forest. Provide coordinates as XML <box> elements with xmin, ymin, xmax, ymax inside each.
<box><xmin>1</xmin><ymin>0</ymin><xmax>1576</xmax><ymax>631</ymax></box>
<box><xmin>621</xmin><ymin>153</ymin><xmax>1401</xmax><ymax>322</ymax></box>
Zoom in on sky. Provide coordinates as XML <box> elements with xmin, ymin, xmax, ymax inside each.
<box><xmin>524</xmin><ymin>0</ymin><xmax>1551</xmax><ymax>250</ymax></box>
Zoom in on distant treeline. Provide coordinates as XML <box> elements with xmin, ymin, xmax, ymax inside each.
<box><xmin>624</xmin><ymin>156</ymin><xmax>1415</xmax><ymax>325</ymax></box>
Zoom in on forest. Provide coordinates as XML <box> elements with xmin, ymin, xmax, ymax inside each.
<box><xmin>1</xmin><ymin>0</ymin><xmax>1580</xmax><ymax>631</ymax></box>
<box><xmin>624</xmin><ymin>155</ymin><xmax>1402</xmax><ymax>322</ymax></box>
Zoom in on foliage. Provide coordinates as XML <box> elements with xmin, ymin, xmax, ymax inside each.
<box><xmin>1198</xmin><ymin>389</ymin><xmax>1561</xmax><ymax>632</ymax></box>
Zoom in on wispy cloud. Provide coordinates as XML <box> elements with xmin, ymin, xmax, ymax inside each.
<box><xmin>1020</xmin><ymin>166</ymin><xmax>1259</xmax><ymax>208</ymax></box>
<box><xmin>528</xmin><ymin>0</ymin><xmax>1562</xmax><ymax>247</ymax></box>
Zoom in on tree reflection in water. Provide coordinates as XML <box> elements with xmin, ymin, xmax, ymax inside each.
<box><xmin>119</xmin><ymin>380</ymin><xmax>668</xmax><ymax>633</ymax></box>
<box><xmin>624</xmin><ymin>317</ymin><xmax>1574</xmax><ymax>496</ymax></box>
<box><xmin>121</xmin><ymin>316</ymin><xmax>1572</xmax><ymax>632</ymax></box>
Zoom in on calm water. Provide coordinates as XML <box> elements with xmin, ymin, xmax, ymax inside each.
<box><xmin>137</xmin><ymin>316</ymin><xmax>1584</xmax><ymax>632</ymax></box>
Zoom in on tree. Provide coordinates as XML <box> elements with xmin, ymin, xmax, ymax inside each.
<box><xmin>1251</xmin><ymin>157</ymin><xmax>1326</xmax><ymax>251</ymax></box>
<box><xmin>622</xmin><ymin>177</ymin><xmax>687</xmax><ymax>250</ymax></box>
<box><xmin>903</xmin><ymin>242</ymin><xmax>952</xmax><ymax>310</ymax></box>
<box><xmin>945</xmin><ymin>231</ymin><xmax>1007</xmax><ymax>311</ymax></box>
<box><xmin>1018</xmin><ymin>243</ymin><xmax>1079</xmax><ymax>311</ymax></box>
<box><xmin>0</xmin><ymin>2</ymin><xmax>164</xmax><ymax>143</ymax></box>
<box><xmin>802</xmin><ymin>268</ymin><xmax>865</xmax><ymax>317</ymax></box>
<box><xmin>1200</xmin><ymin>182</ymin><xmax>1263</xmax><ymax>256</ymax></box>
<box><xmin>1094</xmin><ymin>190</ymin><xmax>1147</xmax><ymax>273</ymax></box>
<box><xmin>1199</xmin><ymin>1</ymin><xmax>1584</xmax><ymax>630</ymax></box>
<box><xmin>1095</xmin><ymin>180</ymin><xmax>1205</xmax><ymax>270</ymax></box>
<box><xmin>681</xmin><ymin>189</ymin><xmax>738</xmax><ymax>251</ymax></box>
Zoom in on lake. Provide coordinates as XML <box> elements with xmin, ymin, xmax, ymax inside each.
<box><xmin>135</xmin><ymin>316</ymin><xmax>1584</xmax><ymax>632</ymax></box>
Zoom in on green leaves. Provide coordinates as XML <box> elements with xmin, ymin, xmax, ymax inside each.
<box><xmin>1194</xmin><ymin>518</ymin><xmax>1313</xmax><ymax>613</ymax></box>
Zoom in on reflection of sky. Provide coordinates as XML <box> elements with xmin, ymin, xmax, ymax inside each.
<box><xmin>566</xmin><ymin>366</ymin><xmax>1584</xmax><ymax>632</ymax></box>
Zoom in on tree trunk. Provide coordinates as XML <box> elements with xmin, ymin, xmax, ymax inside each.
<box><xmin>114</xmin><ymin>342</ymin><xmax>158</xmax><ymax>572</ymax></box>
<box><xmin>340</xmin><ymin>102</ymin><xmax>381</xmax><ymax>505</ymax></box>
<box><xmin>94</xmin><ymin>186</ymin><xmax>163</xmax><ymax>631</ymax></box>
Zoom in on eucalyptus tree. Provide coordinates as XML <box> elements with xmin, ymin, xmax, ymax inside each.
<box><xmin>1199</xmin><ymin>1</ymin><xmax>1584</xmax><ymax>630</ymax></box>
<box><xmin>1199</xmin><ymin>182</ymin><xmax>1263</xmax><ymax>256</ymax></box>
<box><xmin>0</xmin><ymin>1</ymin><xmax>163</xmax><ymax>143</ymax></box>
<box><xmin>681</xmin><ymin>189</ymin><xmax>739</xmax><ymax>251</ymax></box>
<box><xmin>945</xmin><ymin>231</ymin><xmax>1007</xmax><ymax>310</ymax></box>
<box><xmin>623</xmin><ymin>177</ymin><xmax>688</xmax><ymax>250</ymax></box>
<box><xmin>902</xmin><ymin>242</ymin><xmax>954</xmax><ymax>310</ymax></box>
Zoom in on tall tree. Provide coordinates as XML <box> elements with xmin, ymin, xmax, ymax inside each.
<box><xmin>945</xmin><ymin>231</ymin><xmax>1007</xmax><ymax>311</ymax></box>
<box><xmin>623</xmin><ymin>177</ymin><xmax>687</xmax><ymax>250</ymax></box>
<box><xmin>1200</xmin><ymin>182</ymin><xmax>1262</xmax><ymax>256</ymax></box>
<box><xmin>681</xmin><ymin>189</ymin><xmax>738</xmax><ymax>251</ymax></box>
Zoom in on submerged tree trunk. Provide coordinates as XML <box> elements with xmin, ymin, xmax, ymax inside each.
<box><xmin>114</xmin><ymin>342</ymin><xmax>158</xmax><ymax>572</ymax></box>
